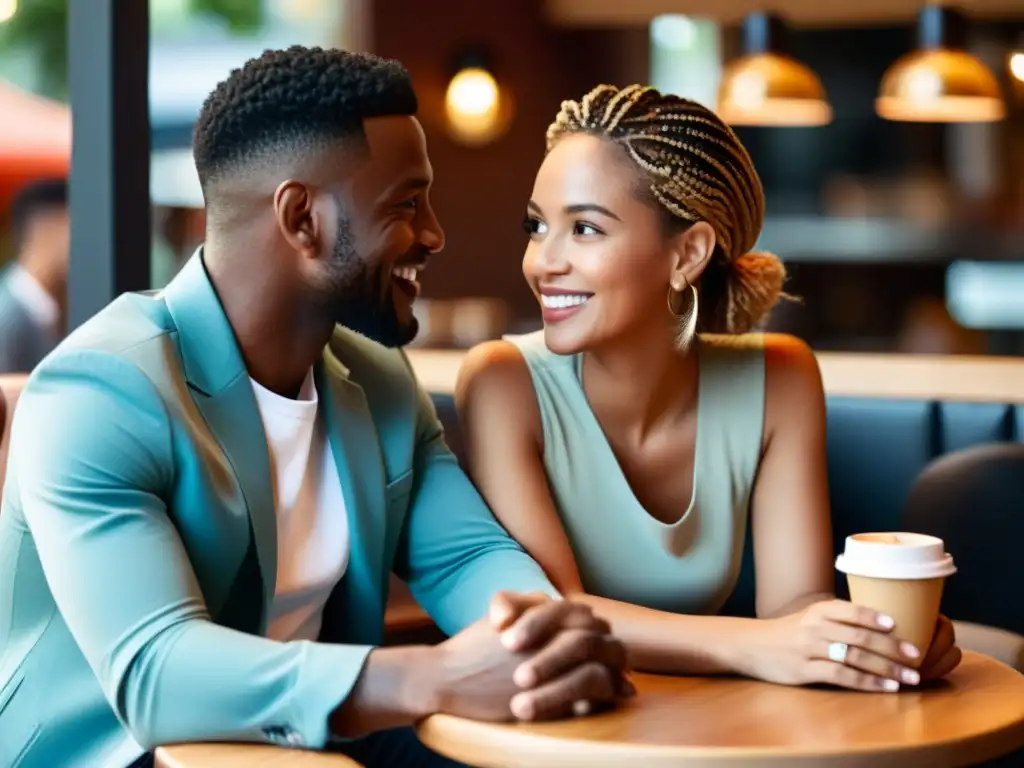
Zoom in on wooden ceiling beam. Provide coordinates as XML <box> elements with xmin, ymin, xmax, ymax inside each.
<box><xmin>544</xmin><ymin>0</ymin><xmax>1024</xmax><ymax>28</ymax></box>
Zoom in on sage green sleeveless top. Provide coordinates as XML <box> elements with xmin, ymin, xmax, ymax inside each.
<box><xmin>505</xmin><ymin>330</ymin><xmax>766</xmax><ymax>616</ymax></box>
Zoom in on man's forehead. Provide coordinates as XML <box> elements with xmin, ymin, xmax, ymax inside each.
<box><xmin>358</xmin><ymin>115</ymin><xmax>432</xmax><ymax>182</ymax></box>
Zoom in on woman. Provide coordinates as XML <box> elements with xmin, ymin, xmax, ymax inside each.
<box><xmin>456</xmin><ymin>85</ymin><xmax>961</xmax><ymax>692</ymax></box>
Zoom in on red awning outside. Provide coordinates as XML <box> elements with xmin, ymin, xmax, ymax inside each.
<box><xmin>0</xmin><ymin>80</ymin><xmax>70</xmax><ymax>212</ymax></box>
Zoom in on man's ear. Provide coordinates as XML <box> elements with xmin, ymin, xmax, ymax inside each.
<box><xmin>667</xmin><ymin>221</ymin><xmax>716</xmax><ymax>291</ymax></box>
<box><xmin>273</xmin><ymin>180</ymin><xmax>319</xmax><ymax>257</ymax></box>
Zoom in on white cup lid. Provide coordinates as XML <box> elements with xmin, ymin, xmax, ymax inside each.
<box><xmin>835</xmin><ymin>532</ymin><xmax>957</xmax><ymax>580</ymax></box>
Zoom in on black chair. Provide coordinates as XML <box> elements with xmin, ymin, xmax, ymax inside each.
<box><xmin>902</xmin><ymin>443</ymin><xmax>1024</xmax><ymax>672</ymax></box>
<box><xmin>902</xmin><ymin>443</ymin><xmax>1024</xmax><ymax>640</ymax></box>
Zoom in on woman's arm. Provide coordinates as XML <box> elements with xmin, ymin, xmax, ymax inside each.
<box><xmin>456</xmin><ymin>341</ymin><xmax>762</xmax><ymax>676</ymax></box>
<box><xmin>749</xmin><ymin>335</ymin><xmax>836</xmax><ymax>619</ymax></box>
<box><xmin>458</xmin><ymin>339</ymin><xmax>938</xmax><ymax>689</ymax></box>
<box><xmin>455</xmin><ymin>341</ymin><xmax>585</xmax><ymax>595</ymax></box>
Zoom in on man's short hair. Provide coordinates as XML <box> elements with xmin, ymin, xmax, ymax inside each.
<box><xmin>9</xmin><ymin>178</ymin><xmax>68</xmax><ymax>252</ymax></box>
<box><xmin>192</xmin><ymin>46</ymin><xmax>417</xmax><ymax>194</ymax></box>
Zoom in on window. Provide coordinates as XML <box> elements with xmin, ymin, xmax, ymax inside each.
<box><xmin>649</xmin><ymin>15</ymin><xmax>721</xmax><ymax>108</ymax></box>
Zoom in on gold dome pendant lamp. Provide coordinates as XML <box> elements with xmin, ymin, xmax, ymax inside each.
<box><xmin>717</xmin><ymin>12</ymin><xmax>832</xmax><ymax>127</ymax></box>
<box><xmin>876</xmin><ymin>4</ymin><xmax>1005</xmax><ymax>123</ymax></box>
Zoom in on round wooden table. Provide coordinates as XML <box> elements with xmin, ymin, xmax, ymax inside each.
<box><xmin>155</xmin><ymin>743</ymin><xmax>361</xmax><ymax>767</ymax></box>
<box><xmin>416</xmin><ymin>651</ymin><xmax>1024</xmax><ymax>767</ymax></box>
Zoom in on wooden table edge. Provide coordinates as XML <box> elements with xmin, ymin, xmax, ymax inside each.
<box><xmin>384</xmin><ymin>601</ymin><xmax>432</xmax><ymax>632</ymax></box>
<box><xmin>154</xmin><ymin>743</ymin><xmax>363</xmax><ymax>767</ymax></box>
<box><xmin>415</xmin><ymin>651</ymin><xmax>1024</xmax><ymax>768</ymax></box>
<box><xmin>153</xmin><ymin>747</ymin><xmax>182</xmax><ymax>768</ymax></box>
<box><xmin>417</xmin><ymin>718</ymin><xmax>1024</xmax><ymax>767</ymax></box>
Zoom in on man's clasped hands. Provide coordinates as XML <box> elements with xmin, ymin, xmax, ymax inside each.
<box><xmin>429</xmin><ymin>593</ymin><xmax>633</xmax><ymax>723</ymax></box>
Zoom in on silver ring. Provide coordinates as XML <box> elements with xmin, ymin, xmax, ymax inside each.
<box><xmin>827</xmin><ymin>641</ymin><xmax>849</xmax><ymax>664</ymax></box>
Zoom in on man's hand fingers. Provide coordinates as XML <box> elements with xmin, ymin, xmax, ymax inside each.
<box><xmin>500</xmin><ymin>601</ymin><xmax>610</xmax><ymax>653</ymax></box>
<box><xmin>512</xmin><ymin>630</ymin><xmax>626</xmax><ymax>688</ymax></box>
<box><xmin>488</xmin><ymin>591</ymin><xmax>550</xmax><ymax>632</ymax></box>
<box><xmin>509</xmin><ymin>662</ymin><xmax>621</xmax><ymax>721</ymax></box>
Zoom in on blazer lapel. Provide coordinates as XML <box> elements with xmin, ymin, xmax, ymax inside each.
<box><xmin>317</xmin><ymin>354</ymin><xmax>387</xmax><ymax>644</ymax></box>
<box><xmin>191</xmin><ymin>378</ymin><xmax>277</xmax><ymax>620</ymax></box>
<box><xmin>163</xmin><ymin>252</ymin><xmax>277</xmax><ymax>627</ymax></box>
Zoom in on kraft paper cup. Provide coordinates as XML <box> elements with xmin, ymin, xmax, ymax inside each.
<box><xmin>835</xmin><ymin>533</ymin><xmax>956</xmax><ymax>667</ymax></box>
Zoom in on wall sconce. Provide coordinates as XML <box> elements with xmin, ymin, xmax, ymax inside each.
<box><xmin>876</xmin><ymin>4</ymin><xmax>1005</xmax><ymax>123</ymax></box>
<box><xmin>1008</xmin><ymin>52</ymin><xmax>1024</xmax><ymax>84</ymax></box>
<box><xmin>444</xmin><ymin>49</ymin><xmax>512</xmax><ymax>147</ymax></box>
<box><xmin>716</xmin><ymin>12</ymin><xmax>832</xmax><ymax>128</ymax></box>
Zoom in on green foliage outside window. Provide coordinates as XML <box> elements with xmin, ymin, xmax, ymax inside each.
<box><xmin>0</xmin><ymin>0</ymin><xmax>263</xmax><ymax>99</ymax></box>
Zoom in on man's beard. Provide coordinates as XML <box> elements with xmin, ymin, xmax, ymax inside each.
<box><xmin>325</xmin><ymin>220</ymin><xmax>419</xmax><ymax>349</ymax></box>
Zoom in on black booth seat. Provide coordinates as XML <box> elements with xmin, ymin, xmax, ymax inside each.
<box><xmin>428</xmin><ymin>392</ymin><xmax>1024</xmax><ymax>624</ymax></box>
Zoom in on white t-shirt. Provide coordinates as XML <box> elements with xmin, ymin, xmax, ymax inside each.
<box><xmin>251</xmin><ymin>369</ymin><xmax>350</xmax><ymax>642</ymax></box>
<box><xmin>109</xmin><ymin>369</ymin><xmax>350</xmax><ymax>767</ymax></box>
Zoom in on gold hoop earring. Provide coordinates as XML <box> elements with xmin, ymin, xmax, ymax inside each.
<box><xmin>667</xmin><ymin>282</ymin><xmax>700</xmax><ymax>349</ymax></box>
<box><xmin>667</xmin><ymin>282</ymin><xmax>696</xmax><ymax>316</ymax></box>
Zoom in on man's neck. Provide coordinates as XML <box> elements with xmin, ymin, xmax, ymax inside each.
<box><xmin>204</xmin><ymin>240</ymin><xmax>335</xmax><ymax>399</ymax></box>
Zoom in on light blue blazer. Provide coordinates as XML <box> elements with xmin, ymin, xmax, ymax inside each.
<box><xmin>0</xmin><ymin>253</ymin><xmax>555</xmax><ymax>767</ymax></box>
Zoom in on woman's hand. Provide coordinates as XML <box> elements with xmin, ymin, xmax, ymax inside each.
<box><xmin>918</xmin><ymin>615</ymin><xmax>962</xmax><ymax>681</ymax></box>
<box><xmin>740</xmin><ymin>599</ymin><xmax>924</xmax><ymax>692</ymax></box>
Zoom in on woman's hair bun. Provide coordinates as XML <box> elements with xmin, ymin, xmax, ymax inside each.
<box><xmin>722</xmin><ymin>251</ymin><xmax>787</xmax><ymax>333</ymax></box>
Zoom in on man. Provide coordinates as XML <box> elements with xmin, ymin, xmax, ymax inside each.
<box><xmin>0</xmin><ymin>178</ymin><xmax>68</xmax><ymax>372</ymax></box>
<box><xmin>0</xmin><ymin>48</ymin><xmax>630</xmax><ymax>768</ymax></box>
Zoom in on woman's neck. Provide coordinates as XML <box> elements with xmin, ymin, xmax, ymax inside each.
<box><xmin>580</xmin><ymin>322</ymin><xmax>699</xmax><ymax>441</ymax></box>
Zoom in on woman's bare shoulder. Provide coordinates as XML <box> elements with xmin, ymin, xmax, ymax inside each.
<box><xmin>761</xmin><ymin>333</ymin><xmax>825</xmax><ymax>424</ymax></box>
<box><xmin>457</xmin><ymin>340</ymin><xmax>534</xmax><ymax>397</ymax></box>
<box><xmin>455</xmin><ymin>340</ymin><xmax>542</xmax><ymax>437</ymax></box>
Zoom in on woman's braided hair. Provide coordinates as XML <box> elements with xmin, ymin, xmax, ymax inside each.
<box><xmin>546</xmin><ymin>84</ymin><xmax>788</xmax><ymax>334</ymax></box>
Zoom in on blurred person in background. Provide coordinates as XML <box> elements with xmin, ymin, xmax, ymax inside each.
<box><xmin>896</xmin><ymin>297</ymin><xmax>984</xmax><ymax>356</ymax></box>
<box><xmin>457</xmin><ymin>84</ymin><xmax>962</xmax><ymax>696</ymax></box>
<box><xmin>0</xmin><ymin>178</ymin><xmax>68</xmax><ymax>372</ymax></box>
<box><xmin>152</xmin><ymin>206</ymin><xmax>206</xmax><ymax>289</ymax></box>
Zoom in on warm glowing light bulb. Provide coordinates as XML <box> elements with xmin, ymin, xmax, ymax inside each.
<box><xmin>0</xmin><ymin>0</ymin><xmax>18</xmax><ymax>24</ymax></box>
<box><xmin>1010</xmin><ymin>52</ymin><xmax>1024</xmax><ymax>84</ymax></box>
<box><xmin>444</xmin><ymin>66</ymin><xmax>510</xmax><ymax>146</ymax></box>
<box><xmin>445</xmin><ymin>68</ymin><xmax>498</xmax><ymax>118</ymax></box>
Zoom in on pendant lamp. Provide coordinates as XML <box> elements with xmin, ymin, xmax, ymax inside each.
<box><xmin>717</xmin><ymin>12</ymin><xmax>832</xmax><ymax>127</ymax></box>
<box><xmin>876</xmin><ymin>4</ymin><xmax>1005</xmax><ymax>123</ymax></box>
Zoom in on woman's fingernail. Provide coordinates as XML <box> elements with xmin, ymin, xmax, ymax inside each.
<box><xmin>877</xmin><ymin>614</ymin><xmax>895</xmax><ymax>629</ymax></box>
<box><xmin>501</xmin><ymin>630</ymin><xmax>521</xmax><ymax>648</ymax></box>
<box><xmin>901</xmin><ymin>668</ymin><xmax>920</xmax><ymax>685</ymax></box>
<box><xmin>901</xmin><ymin>642</ymin><xmax>920</xmax><ymax>659</ymax></box>
<box><xmin>882</xmin><ymin>679</ymin><xmax>900</xmax><ymax>692</ymax></box>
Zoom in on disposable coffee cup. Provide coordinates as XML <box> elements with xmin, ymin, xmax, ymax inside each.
<box><xmin>835</xmin><ymin>533</ymin><xmax>956</xmax><ymax>668</ymax></box>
